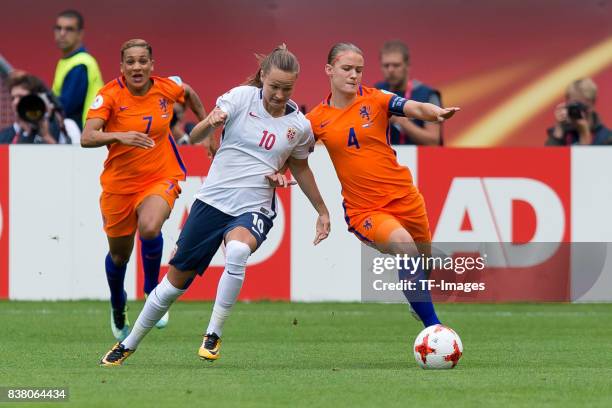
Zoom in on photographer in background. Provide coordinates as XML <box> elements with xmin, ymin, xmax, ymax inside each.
<box><xmin>0</xmin><ymin>73</ymin><xmax>80</xmax><ymax>144</ymax></box>
<box><xmin>374</xmin><ymin>40</ymin><xmax>443</xmax><ymax>145</ymax></box>
<box><xmin>546</xmin><ymin>78</ymin><xmax>610</xmax><ymax>145</ymax></box>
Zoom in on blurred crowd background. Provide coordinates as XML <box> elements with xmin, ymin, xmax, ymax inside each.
<box><xmin>1</xmin><ymin>0</ymin><xmax>611</xmax><ymax>146</ymax></box>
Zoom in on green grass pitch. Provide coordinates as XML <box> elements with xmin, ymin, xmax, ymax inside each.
<box><xmin>1</xmin><ymin>301</ymin><xmax>611</xmax><ymax>407</ymax></box>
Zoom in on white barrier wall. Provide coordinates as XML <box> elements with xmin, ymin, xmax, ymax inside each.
<box><xmin>8</xmin><ymin>146</ymin><xmax>137</xmax><ymax>300</ymax></box>
<box><xmin>2</xmin><ymin>145</ymin><xmax>612</xmax><ymax>301</ymax></box>
<box><xmin>571</xmin><ymin>148</ymin><xmax>612</xmax><ymax>302</ymax></box>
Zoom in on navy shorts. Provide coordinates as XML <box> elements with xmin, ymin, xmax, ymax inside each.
<box><xmin>169</xmin><ymin>199</ymin><xmax>273</xmax><ymax>275</ymax></box>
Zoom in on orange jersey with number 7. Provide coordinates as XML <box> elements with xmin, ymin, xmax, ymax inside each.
<box><xmin>306</xmin><ymin>85</ymin><xmax>421</xmax><ymax>215</ymax></box>
<box><xmin>87</xmin><ymin>76</ymin><xmax>187</xmax><ymax>194</ymax></box>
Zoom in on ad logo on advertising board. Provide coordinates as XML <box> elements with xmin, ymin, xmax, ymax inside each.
<box><xmin>418</xmin><ymin>148</ymin><xmax>571</xmax><ymax>301</ymax></box>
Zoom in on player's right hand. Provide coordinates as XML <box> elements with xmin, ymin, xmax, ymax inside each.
<box><xmin>116</xmin><ymin>131</ymin><xmax>155</xmax><ymax>149</ymax></box>
<box><xmin>208</xmin><ymin>107</ymin><xmax>228</xmax><ymax>128</ymax></box>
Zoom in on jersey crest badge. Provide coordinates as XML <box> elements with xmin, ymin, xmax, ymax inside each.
<box><xmin>359</xmin><ymin>105</ymin><xmax>373</xmax><ymax>128</ymax></box>
<box><xmin>159</xmin><ymin>98</ymin><xmax>169</xmax><ymax>113</ymax></box>
<box><xmin>359</xmin><ymin>105</ymin><xmax>371</xmax><ymax>121</ymax></box>
<box><xmin>286</xmin><ymin>127</ymin><xmax>297</xmax><ymax>141</ymax></box>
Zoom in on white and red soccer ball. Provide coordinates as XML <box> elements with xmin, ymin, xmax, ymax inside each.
<box><xmin>413</xmin><ymin>324</ymin><xmax>463</xmax><ymax>369</ymax></box>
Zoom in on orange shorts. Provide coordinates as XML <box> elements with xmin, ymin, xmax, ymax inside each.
<box><xmin>100</xmin><ymin>179</ymin><xmax>182</xmax><ymax>238</ymax></box>
<box><xmin>344</xmin><ymin>192</ymin><xmax>431</xmax><ymax>247</ymax></box>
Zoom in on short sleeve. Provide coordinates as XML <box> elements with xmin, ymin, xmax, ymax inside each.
<box><xmin>216</xmin><ymin>86</ymin><xmax>251</xmax><ymax>121</ymax></box>
<box><xmin>165</xmin><ymin>76</ymin><xmax>185</xmax><ymax>104</ymax></box>
<box><xmin>86</xmin><ymin>90</ymin><xmax>114</xmax><ymax>122</ymax></box>
<box><xmin>291</xmin><ymin>118</ymin><xmax>316</xmax><ymax>159</ymax></box>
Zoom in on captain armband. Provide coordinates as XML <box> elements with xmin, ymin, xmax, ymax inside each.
<box><xmin>388</xmin><ymin>95</ymin><xmax>408</xmax><ymax>116</ymax></box>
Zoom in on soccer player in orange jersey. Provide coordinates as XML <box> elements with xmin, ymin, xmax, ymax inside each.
<box><xmin>307</xmin><ymin>43</ymin><xmax>459</xmax><ymax>327</ymax></box>
<box><xmin>81</xmin><ymin>39</ymin><xmax>206</xmax><ymax>341</ymax></box>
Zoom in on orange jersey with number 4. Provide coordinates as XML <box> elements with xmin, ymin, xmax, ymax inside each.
<box><xmin>87</xmin><ymin>76</ymin><xmax>186</xmax><ymax>193</ymax></box>
<box><xmin>306</xmin><ymin>86</ymin><xmax>421</xmax><ymax>215</ymax></box>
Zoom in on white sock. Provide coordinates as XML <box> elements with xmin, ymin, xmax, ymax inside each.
<box><xmin>206</xmin><ymin>240</ymin><xmax>250</xmax><ymax>336</ymax></box>
<box><xmin>122</xmin><ymin>275</ymin><xmax>185</xmax><ymax>350</ymax></box>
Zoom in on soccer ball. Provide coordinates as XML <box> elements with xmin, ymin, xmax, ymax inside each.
<box><xmin>413</xmin><ymin>324</ymin><xmax>463</xmax><ymax>369</ymax></box>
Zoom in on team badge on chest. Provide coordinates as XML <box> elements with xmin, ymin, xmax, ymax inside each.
<box><xmin>159</xmin><ymin>98</ymin><xmax>168</xmax><ymax>113</ymax></box>
<box><xmin>159</xmin><ymin>98</ymin><xmax>169</xmax><ymax>118</ymax></box>
<box><xmin>359</xmin><ymin>105</ymin><xmax>373</xmax><ymax>128</ymax></box>
<box><xmin>286</xmin><ymin>127</ymin><xmax>297</xmax><ymax>142</ymax></box>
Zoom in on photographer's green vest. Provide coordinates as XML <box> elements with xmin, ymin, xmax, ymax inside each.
<box><xmin>52</xmin><ymin>51</ymin><xmax>103</xmax><ymax>127</ymax></box>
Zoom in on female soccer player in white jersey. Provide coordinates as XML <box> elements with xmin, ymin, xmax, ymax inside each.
<box><xmin>100</xmin><ymin>45</ymin><xmax>331</xmax><ymax>366</ymax></box>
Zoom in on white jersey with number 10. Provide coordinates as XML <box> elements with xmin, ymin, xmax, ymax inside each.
<box><xmin>195</xmin><ymin>85</ymin><xmax>314</xmax><ymax>218</ymax></box>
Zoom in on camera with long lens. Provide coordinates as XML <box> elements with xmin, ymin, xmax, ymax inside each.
<box><xmin>567</xmin><ymin>101</ymin><xmax>588</xmax><ymax>121</ymax></box>
<box><xmin>14</xmin><ymin>90</ymin><xmax>70</xmax><ymax>144</ymax></box>
<box><xmin>16</xmin><ymin>93</ymin><xmax>48</xmax><ymax>125</ymax></box>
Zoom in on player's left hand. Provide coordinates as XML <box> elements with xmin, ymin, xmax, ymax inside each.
<box><xmin>436</xmin><ymin>107</ymin><xmax>460</xmax><ymax>122</ymax></box>
<box><xmin>266</xmin><ymin>173</ymin><xmax>297</xmax><ymax>188</ymax></box>
<box><xmin>314</xmin><ymin>212</ymin><xmax>331</xmax><ymax>245</ymax></box>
